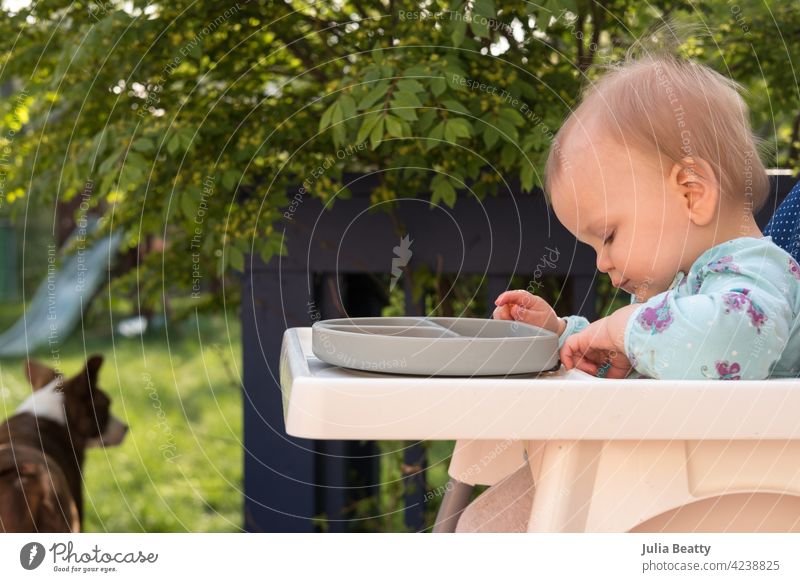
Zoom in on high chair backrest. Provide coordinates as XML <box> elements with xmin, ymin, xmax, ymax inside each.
<box><xmin>764</xmin><ymin>180</ymin><xmax>800</xmax><ymax>261</ymax></box>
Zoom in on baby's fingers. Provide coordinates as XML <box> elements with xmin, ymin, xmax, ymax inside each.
<box><xmin>561</xmin><ymin>335</ymin><xmax>600</xmax><ymax>375</ymax></box>
<box><xmin>492</xmin><ymin>304</ymin><xmax>513</xmax><ymax>320</ymax></box>
<box><xmin>494</xmin><ymin>290</ymin><xmax>536</xmax><ymax>308</ymax></box>
<box><xmin>559</xmin><ymin>339</ymin><xmax>576</xmax><ymax>370</ymax></box>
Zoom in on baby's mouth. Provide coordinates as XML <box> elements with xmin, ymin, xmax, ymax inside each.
<box><xmin>614</xmin><ymin>278</ymin><xmax>632</xmax><ymax>292</ymax></box>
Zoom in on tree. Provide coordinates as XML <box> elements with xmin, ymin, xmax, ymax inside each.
<box><xmin>0</xmin><ymin>0</ymin><xmax>796</xmax><ymax>315</ymax></box>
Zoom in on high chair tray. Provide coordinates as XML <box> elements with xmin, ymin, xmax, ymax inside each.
<box><xmin>311</xmin><ymin>316</ymin><xmax>559</xmax><ymax>376</ymax></box>
<box><xmin>282</xmin><ymin>327</ymin><xmax>800</xmax><ymax>440</ymax></box>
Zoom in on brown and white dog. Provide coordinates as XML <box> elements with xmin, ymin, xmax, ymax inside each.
<box><xmin>0</xmin><ymin>355</ymin><xmax>127</xmax><ymax>532</ymax></box>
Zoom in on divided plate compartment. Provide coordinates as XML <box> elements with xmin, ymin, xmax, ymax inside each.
<box><xmin>311</xmin><ymin>316</ymin><xmax>560</xmax><ymax>376</ymax></box>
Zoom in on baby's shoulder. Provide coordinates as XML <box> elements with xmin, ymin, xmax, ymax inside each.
<box><xmin>682</xmin><ymin>236</ymin><xmax>800</xmax><ymax>296</ymax></box>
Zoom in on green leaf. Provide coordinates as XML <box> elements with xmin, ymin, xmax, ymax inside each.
<box><xmin>394</xmin><ymin>107</ymin><xmax>418</xmax><ymax>121</ymax></box>
<box><xmin>419</xmin><ymin>109</ymin><xmax>438</xmax><ymax>132</ymax></box>
<box><xmin>392</xmin><ymin>90</ymin><xmax>423</xmax><ymax>108</ymax></box>
<box><xmin>520</xmin><ymin>163</ymin><xmax>535</xmax><ymax>193</ymax></box>
<box><xmin>385</xmin><ymin>115</ymin><xmax>403</xmax><ymax>138</ymax></box>
<box><xmin>444</xmin><ymin>118</ymin><xmax>471</xmax><ymax>142</ymax></box>
<box><xmin>258</xmin><ymin>242</ymin><xmax>275</xmax><ymax>267</ymax></box>
<box><xmin>329</xmin><ymin>102</ymin><xmax>345</xmax><ymax>146</ymax></box>
<box><xmin>426</xmin><ymin>121</ymin><xmax>445</xmax><ymax>151</ymax></box>
<box><xmin>167</xmin><ymin>133</ymin><xmax>182</xmax><ymax>155</ymax></box>
<box><xmin>131</xmin><ymin>137</ymin><xmax>154</xmax><ymax>152</ymax></box>
<box><xmin>332</xmin><ymin>123</ymin><xmax>346</xmax><ymax>148</ymax></box>
<box><xmin>369</xmin><ymin>116</ymin><xmax>385</xmax><ymax>150</ymax></box>
<box><xmin>441</xmin><ymin>99</ymin><xmax>471</xmax><ymax>116</ymax></box>
<box><xmin>222</xmin><ymin>169</ymin><xmax>239</xmax><ymax>190</ymax></box>
<box><xmin>319</xmin><ymin>101</ymin><xmax>337</xmax><ymax>131</ymax></box>
<box><xmin>331</xmin><ymin>101</ymin><xmax>344</xmax><ymax>125</ymax></box>
<box><xmin>397</xmin><ymin>79</ymin><xmax>424</xmax><ymax>93</ymax></box>
<box><xmin>474</xmin><ymin>0</ymin><xmax>496</xmax><ymax>18</ymax></box>
<box><xmin>501</xmin><ymin>142</ymin><xmax>517</xmax><ymax>166</ymax></box>
<box><xmin>179</xmin><ymin>129</ymin><xmax>194</xmax><ymax>150</ymax></box>
<box><xmin>339</xmin><ymin>94</ymin><xmax>356</xmax><ymax>119</ymax></box>
<box><xmin>98</xmin><ymin>148</ymin><xmax>122</xmax><ymax>175</ymax></box>
<box><xmin>125</xmin><ymin>151</ymin><xmax>147</xmax><ymax>169</ymax></box>
<box><xmin>364</xmin><ymin>67</ymin><xmax>381</xmax><ymax>84</ymax></box>
<box><xmin>372</xmin><ymin>41</ymin><xmax>383</xmax><ymax>65</ymax></box>
<box><xmin>358</xmin><ymin>82</ymin><xmax>389</xmax><ymax>110</ymax></box>
<box><xmin>451</xmin><ymin>18</ymin><xmax>467</xmax><ymax>46</ymax></box>
<box><xmin>180</xmin><ymin>185</ymin><xmax>201</xmax><ymax>218</ymax></box>
<box><xmin>444</xmin><ymin>65</ymin><xmax>468</xmax><ymax>90</ymax></box>
<box><xmin>356</xmin><ymin>112</ymin><xmax>380</xmax><ymax>143</ymax></box>
<box><xmin>228</xmin><ymin>245</ymin><xmax>245</xmax><ymax>272</ymax></box>
<box><xmin>499</xmin><ymin>107</ymin><xmax>526</xmax><ymax>127</ymax></box>
<box><xmin>495</xmin><ymin>118</ymin><xmax>519</xmax><ymax>142</ymax></box>
<box><xmin>403</xmin><ymin>65</ymin><xmax>427</xmax><ymax>77</ymax></box>
<box><xmin>470</xmin><ymin>15</ymin><xmax>490</xmax><ymax>38</ymax></box>
<box><xmin>432</xmin><ymin>177</ymin><xmax>457</xmax><ymax>207</ymax></box>
<box><xmin>431</xmin><ymin>77</ymin><xmax>447</xmax><ymax>97</ymax></box>
<box><xmin>483</xmin><ymin>125</ymin><xmax>500</xmax><ymax>149</ymax></box>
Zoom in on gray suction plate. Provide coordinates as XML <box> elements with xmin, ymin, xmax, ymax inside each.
<box><xmin>311</xmin><ymin>317</ymin><xmax>560</xmax><ymax>376</ymax></box>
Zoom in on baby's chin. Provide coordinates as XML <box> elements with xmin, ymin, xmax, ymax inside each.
<box><xmin>632</xmin><ymin>287</ymin><xmax>666</xmax><ymax>303</ymax></box>
<box><xmin>632</xmin><ymin>283</ymin><xmax>669</xmax><ymax>303</ymax></box>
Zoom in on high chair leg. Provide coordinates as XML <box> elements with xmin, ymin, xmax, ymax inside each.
<box><xmin>440</xmin><ymin>438</ymin><xmax>528</xmax><ymax>532</ymax></box>
<box><xmin>432</xmin><ymin>479</ymin><xmax>474</xmax><ymax>533</ymax></box>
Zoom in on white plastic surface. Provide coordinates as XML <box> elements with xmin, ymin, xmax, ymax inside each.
<box><xmin>281</xmin><ymin>327</ymin><xmax>800</xmax><ymax>441</ymax></box>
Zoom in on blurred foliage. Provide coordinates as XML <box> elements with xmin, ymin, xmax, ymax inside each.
<box><xmin>0</xmin><ymin>0</ymin><xmax>796</xmax><ymax>314</ymax></box>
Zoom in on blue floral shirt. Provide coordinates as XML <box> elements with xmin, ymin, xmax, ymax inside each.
<box><xmin>558</xmin><ymin>235</ymin><xmax>800</xmax><ymax>379</ymax></box>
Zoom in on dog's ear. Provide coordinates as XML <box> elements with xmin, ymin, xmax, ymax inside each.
<box><xmin>84</xmin><ymin>354</ymin><xmax>104</xmax><ymax>386</ymax></box>
<box><xmin>24</xmin><ymin>360</ymin><xmax>58</xmax><ymax>390</ymax></box>
<box><xmin>64</xmin><ymin>355</ymin><xmax>103</xmax><ymax>397</ymax></box>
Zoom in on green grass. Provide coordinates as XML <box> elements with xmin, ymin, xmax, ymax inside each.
<box><xmin>0</xmin><ymin>299</ymin><xmax>481</xmax><ymax>532</ymax></box>
<box><xmin>0</xmin><ymin>307</ymin><xmax>243</xmax><ymax>532</ymax></box>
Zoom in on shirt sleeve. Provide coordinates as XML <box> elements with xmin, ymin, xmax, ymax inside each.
<box><xmin>558</xmin><ymin>315</ymin><xmax>590</xmax><ymax>350</ymax></box>
<box><xmin>623</xmin><ymin>247</ymin><xmax>794</xmax><ymax>380</ymax></box>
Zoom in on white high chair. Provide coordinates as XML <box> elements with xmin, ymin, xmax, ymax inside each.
<box><xmin>440</xmin><ymin>432</ymin><xmax>800</xmax><ymax>533</ymax></box>
<box><xmin>280</xmin><ymin>327</ymin><xmax>800</xmax><ymax>533</ymax></box>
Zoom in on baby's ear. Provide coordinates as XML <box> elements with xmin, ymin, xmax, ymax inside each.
<box><xmin>670</xmin><ymin>157</ymin><xmax>719</xmax><ymax>226</ymax></box>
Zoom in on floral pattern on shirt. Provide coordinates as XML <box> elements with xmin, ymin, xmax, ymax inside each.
<box><xmin>635</xmin><ymin>292</ymin><xmax>673</xmax><ymax>334</ymax></box>
<box><xmin>707</xmin><ymin>255</ymin><xmax>742</xmax><ymax>275</ymax></box>
<box><xmin>721</xmin><ymin>287</ymin><xmax>768</xmax><ymax>333</ymax></box>
<box><xmin>790</xmin><ymin>257</ymin><xmax>800</xmax><ymax>280</ymax></box>
<box><xmin>701</xmin><ymin>360</ymin><xmax>742</xmax><ymax>380</ymax></box>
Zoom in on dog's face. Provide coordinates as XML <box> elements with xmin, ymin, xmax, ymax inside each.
<box><xmin>24</xmin><ymin>356</ymin><xmax>128</xmax><ymax>448</ymax></box>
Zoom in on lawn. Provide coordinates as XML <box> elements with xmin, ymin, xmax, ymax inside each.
<box><xmin>0</xmin><ymin>299</ymin><xmax>471</xmax><ymax>532</ymax></box>
<box><xmin>0</xmin><ymin>306</ymin><xmax>243</xmax><ymax>532</ymax></box>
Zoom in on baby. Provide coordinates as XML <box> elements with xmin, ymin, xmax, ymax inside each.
<box><xmin>456</xmin><ymin>54</ymin><xmax>800</xmax><ymax>532</ymax></box>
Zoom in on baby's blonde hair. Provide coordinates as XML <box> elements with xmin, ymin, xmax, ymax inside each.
<box><xmin>544</xmin><ymin>54</ymin><xmax>769</xmax><ymax>214</ymax></box>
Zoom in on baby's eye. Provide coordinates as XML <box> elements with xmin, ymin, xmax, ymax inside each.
<box><xmin>604</xmin><ymin>230</ymin><xmax>615</xmax><ymax>245</ymax></box>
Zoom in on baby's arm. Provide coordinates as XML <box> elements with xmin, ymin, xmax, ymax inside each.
<box><xmin>558</xmin><ymin>315</ymin><xmax>590</xmax><ymax>349</ymax></box>
<box><xmin>624</xmin><ymin>254</ymin><xmax>794</xmax><ymax>380</ymax></box>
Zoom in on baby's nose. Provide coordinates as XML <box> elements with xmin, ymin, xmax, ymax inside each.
<box><xmin>596</xmin><ymin>253</ymin><xmax>613</xmax><ymax>274</ymax></box>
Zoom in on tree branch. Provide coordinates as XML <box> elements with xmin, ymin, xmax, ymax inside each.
<box><xmin>576</xmin><ymin>10</ymin><xmax>586</xmax><ymax>71</ymax></box>
<box><xmin>789</xmin><ymin>110</ymin><xmax>800</xmax><ymax>168</ymax></box>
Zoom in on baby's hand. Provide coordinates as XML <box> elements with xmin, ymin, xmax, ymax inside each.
<box><xmin>493</xmin><ymin>290</ymin><xmax>565</xmax><ymax>335</ymax></box>
<box><xmin>560</xmin><ymin>317</ymin><xmax>633</xmax><ymax>378</ymax></box>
